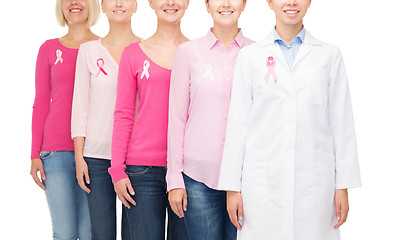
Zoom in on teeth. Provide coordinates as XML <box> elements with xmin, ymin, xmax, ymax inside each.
<box><xmin>285</xmin><ymin>10</ymin><xmax>298</xmax><ymax>14</ymax></box>
<box><xmin>70</xmin><ymin>9</ymin><xmax>82</xmax><ymax>12</ymax></box>
<box><xmin>164</xmin><ymin>9</ymin><xmax>177</xmax><ymax>13</ymax></box>
<box><xmin>220</xmin><ymin>11</ymin><xmax>233</xmax><ymax>15</ymax></box>
<box><xmin>114</xmin><ymin>10</ymin><xmax>125</xmax><ymax>13</ymax></box>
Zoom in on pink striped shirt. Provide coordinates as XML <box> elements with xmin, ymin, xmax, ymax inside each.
<box><xmin>167</xmin><ymin>29</ymin><xmax>254</xmax><ymax>191</ymax></box>
<box><xmin>109</xmin><ymin>42</ymin><xmax>172</xmax><ymax>183</ymax></box>
<box><xmin>31</xmin><ymin>39</ymin><xmax>77</xmax><ymax>159</ymax></box>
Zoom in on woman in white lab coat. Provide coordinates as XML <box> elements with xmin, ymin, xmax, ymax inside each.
<box><xmin>218</xmin><ymin>0</ymin><xmax>361</xmax><ymax>239</ymax></box>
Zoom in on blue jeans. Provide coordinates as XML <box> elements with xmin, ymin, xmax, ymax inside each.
<box><xmin>85</xmin><ymin>157</ymin><xmax>131</xmax><ymax>240</ymax></box>
<box><xmin>41</xmin><ymin>151</ymin><xmax>91</xmax><ymax>240</ymax></box>
<box><xmin>124</xmin><ymin>165</ymin><xmax>188</xmax><ymax>240</ymax></box>
<box><xmin>183</xmin><ymin>174</ymin><xmax>237</xmax><ymax>240</ymax></box>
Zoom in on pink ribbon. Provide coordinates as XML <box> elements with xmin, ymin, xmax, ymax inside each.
<box><xmin>265</xmin><ymin>56</ymin><xmax>278</xmax><ymax>83</ymax></box>
<box><xmin>55</xmin><ymin>49</ymin><xmax>63</xmax><ymax>65</ymax></box>
<box><xmin>96</xmin><ymin>58</ymin><xmax>108</xmax><ymax>77</ymax></box>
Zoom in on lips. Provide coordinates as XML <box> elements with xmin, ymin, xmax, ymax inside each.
<box><xmin>164</xmin><ymin>9</ymin><xmax>178</xmax><ymax>13</ymax></box>
<box><xmin>69</xmin><ymin>8</ymin><xmax>83</xmax><ymax>13</ymax></box>
<box><xmin>219</xmin><ymin>11</ymin><xmax>234</xmax><ymax>16</ymax></box>
<box><xmin>284</xmin><ymin>10</ymin><xmax>299</xmax><ymax>15</ymax></box>
<box><xmin>113</xmin><ymin>10</ymin><xmax>126</xmax><ymax>14</ymax></box>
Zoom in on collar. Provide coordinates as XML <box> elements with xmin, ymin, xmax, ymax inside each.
<box><xmin>273</xmin><ymin>26</ymin><xmax>305</xmax><ymax>45</ymax></box>
<box><xmin>206</xmin><ymin>28</ymin><xmax>246</xmax><ymax>49</ymax></box>
<box><xmin>261</xmin><ymin>27</ymin><xmax>321</xmax><ymax>47</ymax></box>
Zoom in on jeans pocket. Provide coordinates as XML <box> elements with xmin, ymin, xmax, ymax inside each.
<box><xmin>40</xmin><ymin>151</ymin><xmax>55</xmax><ymax>160</ymax></box>
<box><xmin>125</xmin><ymin>166</ymin><xmax>150</xmax><ymax>176</ymax></box>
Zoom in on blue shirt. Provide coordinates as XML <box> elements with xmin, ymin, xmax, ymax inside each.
<box><xmin>274</xmin><ymin>27</ymin><xmax>305</xmax><ymax>69</ymax></box>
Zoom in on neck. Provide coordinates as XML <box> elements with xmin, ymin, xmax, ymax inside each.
<box><xmin>151</xmin><ymin>20</ymin><xmax>186</xmax><ymax>45</ymax></box>
<box><xmin>275</xmin><ymin>21</ymin><xmax>303</xmax><ymax>45</ymax></box>
<box><xmin>103</xmin><ymin>21</ymin><xmax>136</xmax><ymax>45</ymax></box>
<box><xmin>212</xmin><ymin>24</ymin><xmax>239</xmax><ymax>49</ymax></box>
<box><xmin>65</xmin><ymin>23</ymin><xmax>94</xmax><ymax>41</ymax></box>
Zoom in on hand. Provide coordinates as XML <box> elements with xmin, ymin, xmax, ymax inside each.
<box><xmin>114</xmin><ymin>178</ymin><xmax>136</xmax><ymax>209</ymax></box>
<box><xmin>30</xmin><ymin>158</ymin><xmax>46</xmax><ymax>190</ymax></box>
<box><xmin>334</xmin><ymin>189</ymin><xmax>349</xmax><ymax>229</ymax></box>
<box><xmin>75</xmin><ymin>157</ymin><xmax>91</xmax><ymax>193</ymax></box>
<box><xmin>168</xmin><ymin>188</ymin><xmax>188</xmax><ymax>218</ymax></box>
<box><xmin>227</xmin><ymin>191</ymin><xmax>243</xmax><ymax>230</ymax></box>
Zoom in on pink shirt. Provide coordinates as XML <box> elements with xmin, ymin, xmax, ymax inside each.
<box><xmin>31</xmin><ymin>39</ymin><xmax>78</xmax><ymax>160</ymax></box>
<box><xmin>167</xmin><ymin>29</ymin><xmax>254</xmax><ymax>191</ymax></box>
<box><xmin>109</xmin><ymin>42</ymin><xmax>172</xmax><ymax>183</ymax></box>
<box><xmin>71</xmin><ymin>39</ymin><xmax>120</xmax><ymax>160</ymax></box>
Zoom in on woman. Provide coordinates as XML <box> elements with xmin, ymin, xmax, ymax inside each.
<box><xmin>109</xmin><ymin>0</ymin><xmax>189</xmax><ymax>239</ymax></box>
<box><xmin>71</xmin><ymin>0</ymin><xmax>141</xmax><ymax>239</ymax></box>
<box><xmin>30</xmin><ymin>0</ymin><xmax>100</xmax><ymax>239</ymax></box>
<box><xmin>218</xmin><ymin>0</ymin><xmax>361</xmax><ymax>239</ymax></box>
<box><xmin>167</xmin><ymin>0</ymin><xmax>253</xmax><ymax>239</ymax></box>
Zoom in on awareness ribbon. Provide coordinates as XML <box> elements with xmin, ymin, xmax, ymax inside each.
<box><xmin>203</xmin><ymin>64</ymin><xmax>214</xmax><ymax>81</ymax></box>
<box><xmin>96</xmin><ymin>58</ymin><xmax>108</xmax><ymax>77</ymax></box>
<box><xmin>265</xmin><ymin>56</ymin><xmax>278</xmax><ymax>83</ymax></box>
<box><xmin>141</xmin><ymin>60</ymin><xmax>150</xmax><ymax>80</ymax></box>
<box><xmin>55</xmin><ymin>49</ymin><xmax>63</xmax><ymax>65</ymax></box>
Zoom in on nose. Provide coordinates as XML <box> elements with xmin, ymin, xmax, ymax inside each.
<box><xmin>115</xmin><ymin>0</ymin><xmax>122</xmax><ymax>6</ymax></box>
<box><xmin>287</xmin><ymin>0</ymin><xmax>298</xmax><ymax>6</ymax></box>
<box><xmin>166</xmin><ymin>0</ymin><xmax>175</xmax><ymax>6</ymax></box>
<box><xmin>222</xmin><ymin>0</ymin><xmax>230</xmax><ymax>7</ymax></box>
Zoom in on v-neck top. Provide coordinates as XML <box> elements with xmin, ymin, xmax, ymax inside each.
<box><xmin>71</xmin><ymin>38</ymin><xmax>121</xmax><ymax>159</ymax></box>
<box><xmin>109</xmin><ymin>42</ymin><xmax>172</xmax><ymax>183</ymax></box>
<box><xmin>31</xmin><ymin>38</ymin><xmax>78</xmax><ymax>159</ymax></box>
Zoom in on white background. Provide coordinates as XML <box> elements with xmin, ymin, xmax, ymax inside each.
<box><xmin>0</xmin><ymin>0</ymin><xmax>400</xmax><ymax>239</ymax></box>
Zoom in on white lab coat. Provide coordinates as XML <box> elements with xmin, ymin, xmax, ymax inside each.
<box><xmin>218</xmin><ymin>30</ymin><xmax>361</xmax><ymax>240</ymax></box>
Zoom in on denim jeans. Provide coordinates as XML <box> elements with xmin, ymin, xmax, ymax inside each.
<box><xmin>124</xmin><ymin>165</ymin><xmax>188</xmax><ymax>240</ymax></box>
<box><xmin>85</xmin><ymin>157</ymin><xmax>131</xmax><ymax>240</ymax></box>
<box><xmin>182</xmin><ymin>174</ymin><xmax>237</xmax><ymax>240</ymax></box>
<box><xmin>41</xmin><ymin>151</ymin><xmax>91</xmax><ymax>240</ymax></box>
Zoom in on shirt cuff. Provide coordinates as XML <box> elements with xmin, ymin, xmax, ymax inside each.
<box><xmin>336</xmin><ymin>181</ymin><xmax>362</xmax><ymax>190</ymax></box>
<box><xmin>166</xmin><ymin>173</ymin><xmax>185</xmax><ymax>192</ymax></box>
<box><xmin>108</xmin><ymin>165</ymin><xmax>128</xmax><ymax>183</ymax></box>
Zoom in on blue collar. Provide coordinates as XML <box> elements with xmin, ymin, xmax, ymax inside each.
<box><xmin>273</xmin><ymin>27</ymin><xmax>305</xmax><ymax>46</ymax></box>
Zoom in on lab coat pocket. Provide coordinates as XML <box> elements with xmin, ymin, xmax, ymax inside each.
<box><xmin>314</xmin><ymin>150</ymin><xmax>336</xmax><ymax>205</ymax></box>
<box><xmin>241</xmin><ymin>153</ymin><xmax>269</xmax><ymax>206</ymax></box>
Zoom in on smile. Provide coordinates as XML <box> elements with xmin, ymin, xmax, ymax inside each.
<box><xmin>284</xmin><ymin>10</ymin><xmax>299</xmax><ymax>15</ymax></box>
<box><xmin>69</xmin><ymin>8</ymin><xmax>83</xmax><ymax>13</ymax></box>
<box><xmin>219</xmin><ymin>11</ymin><xmax>234</xmax><ymax>16</ymax></box>
<box><xmin>164</xmin><ymin>9</ymin><xmax>178</xmax><ymax>13</ymax></box>
<box><xmin>113</xmin><ymin>10</ymin><xmax>126</xmax><ymax>14</ymax></box>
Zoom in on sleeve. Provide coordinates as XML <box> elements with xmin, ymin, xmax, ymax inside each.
<box><xmin>109</xmin><ymin>46</ymin><xmax>137</xmax><ymax>183</ymax></box>
<box><xmin>71</xmin><ymin>45</ymin><xmax>91</xmax><ymax>139</ymax></box>
<box><xmin>166</xmin><ymin>45</ymin><xmax>190</xmax><ymax>191</ymax></box>
<box><xmin>31</xmin><ymin>41</ymin><xmax>51</xmax><ymax>160</ymax></box>
<box><xmin>218</xmin><ymin>50</ymin><xmax>254</xmax><ymax>192</ymax></box>
<box><xmin>328</xmin><ymin>48</ymin><xmax>361</xmax><ymax>189</ymax></box>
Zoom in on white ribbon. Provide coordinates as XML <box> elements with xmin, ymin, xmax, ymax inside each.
<box><xmin>203</xmin><ymin>64</ymin><xmax>214</xmax><ymax>81</ymax></box>
<box><xmin>55</xmin><ymin>49</ymin><xmax>63</xmax><ymax>65</ymax></box>
<box><xmin>140</xmin><ymin>60</ymin><xmax>150</xmax><ymax>80</ymax></box>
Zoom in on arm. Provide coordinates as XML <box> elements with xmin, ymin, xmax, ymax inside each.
<box><xmin>328</xmin><ymin>49</ymin><xmax>361</xmax><ymax>228</ymax></box>
<box><xmin>71</xmin><ymin>45</ymin><xmax>91</xmax><ymax>193</ymax></box>
<box><xmin>30</xmin><ymin>42</ymin><xmax>50</xmax><ymax>190</ymax></box>
<box><xmin>110</xmin><ymin>47</ymin><xmax>137</xmax><ymax>208</ymax></box>
<box><xmin>167</xmin><ymin>45</ymin><xmax>191</xmax><ymax>218</ymax></box>
<box><xmin>218</xmin><ymin>50</ymin><xmax>253</xmax><ymax>229</ymax></box>
<box><xmin>74</xmin><ymin>137</ymin><xmax>90</xmax><ymax>193</ymax></box>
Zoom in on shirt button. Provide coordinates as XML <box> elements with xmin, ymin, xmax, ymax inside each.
<box><xmin>224</xmin><ymin>117</ymin><xmax>227</xmax><ymax>121</ymax></box>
